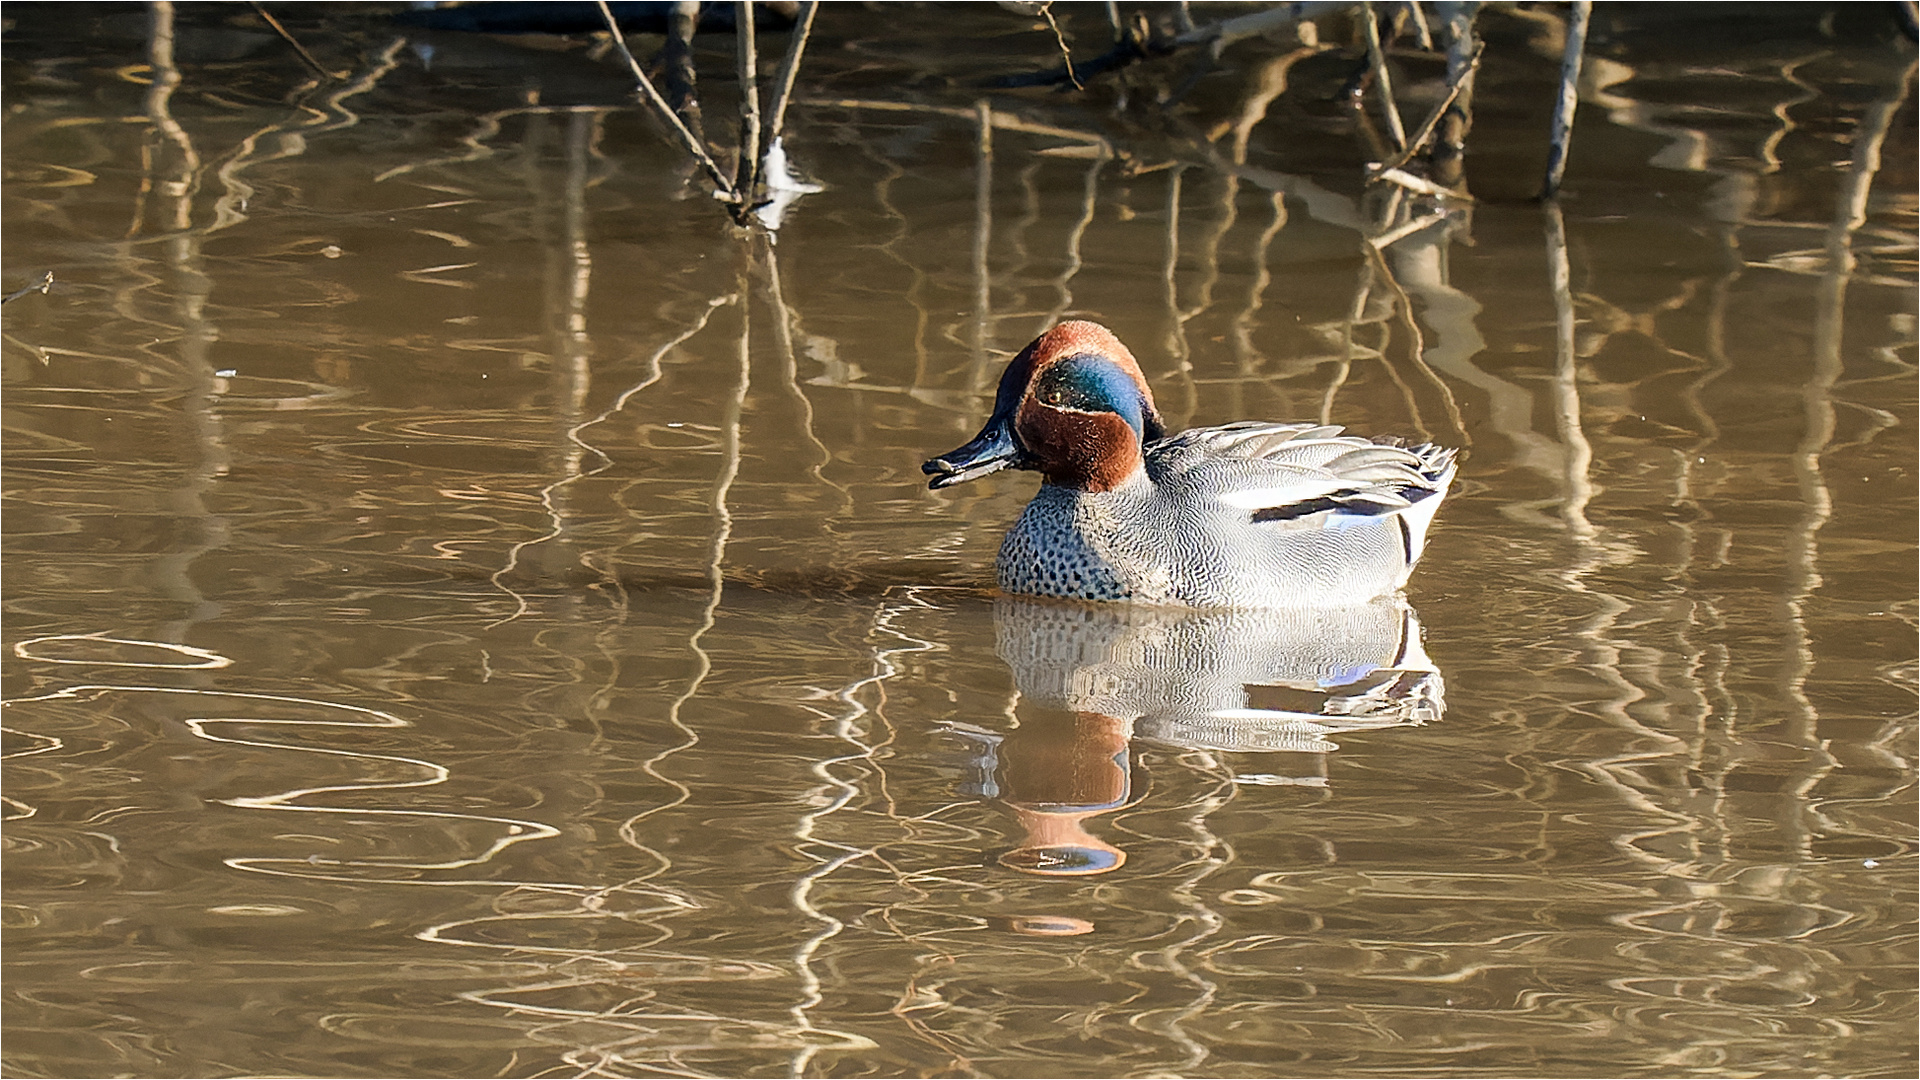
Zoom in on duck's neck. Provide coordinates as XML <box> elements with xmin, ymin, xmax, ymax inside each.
<box><xmin>1022</xmin><ymin>409</ymin><xmax>1145</xmax><ymax>493</ymax></box>
<box><xmin>1043</xmin><ymin>461</ymin><xmax>1147</xmax><ymax>495</ymax></box>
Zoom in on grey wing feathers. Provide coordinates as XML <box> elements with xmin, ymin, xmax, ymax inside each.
<box><xmin>1158</xmin><ymin>422</ymin><xmax>1352</xmax><ymax>466</ymax></box>
<box><xmin>1150</xmin><ymin>422</ymin><xmax>1457</xmax><ymax>519</ymax></box>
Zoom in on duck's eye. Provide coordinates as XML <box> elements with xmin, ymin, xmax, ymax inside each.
<box><xmin>1035</xmin><ymin>369</ymin><xmax>1081</xmax><ymax>409</ymax></box>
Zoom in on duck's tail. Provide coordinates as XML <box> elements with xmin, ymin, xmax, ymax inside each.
<box><xmin>1394</xmin><ymin>444</ymin><xmax>1460</xmax><ymax>571</ymax></box>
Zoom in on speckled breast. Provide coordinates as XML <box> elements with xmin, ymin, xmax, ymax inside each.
<box><xmin>995</xmin><ymin>489</ymin><xmax>1137</xmax><ymax>602</ymax></box>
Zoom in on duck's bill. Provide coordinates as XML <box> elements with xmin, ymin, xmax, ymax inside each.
<box><xmin>923</xmin><ymin>424</ymin><xmax>1022</xmax><ymax>490</ymax></box>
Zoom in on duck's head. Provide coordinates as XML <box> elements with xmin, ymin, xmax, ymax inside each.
<box><xmin>923</xmin><ymin>321</ymin><xmax>1164</xmax><ymax>493</ymax></box>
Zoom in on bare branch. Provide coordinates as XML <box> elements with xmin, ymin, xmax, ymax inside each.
<box><xmin>762</xmin><ymin>0</ymin><xmax>817</xmax><ymax>151</ymax></box>
<box><xmin>1362</xmin><ymin>1</ymin><xmax>1408</xmax><ymax>151</ymax></box>
<box><xmin>1373</xmin><ymin>166</ymin><xmax>1472</xmax><ymax>199</ymax></box>
<box><xmin>1540</xmin><ymin>0</ymin><xmax>1592</xmax><ymax>199</ymax></box>
<box><xmin>1367</xmin><ymin>40</ymin><xmax>1482</xmax><ymax>179</ymax></box>
<box><xmin>593</xmin><ymin>0</ymin><xmax>739</xmax><ymax>202</ymax></box>
<box><xmin>1038</xmin><ymin>3</ymin><xmax>1083</xmax><ymax>89</ymax></box>
<box><xmin>733</xmin><ymin>0</ymin><xmax>764</xmax><ymax>201</ymax></box>
<box><xmin>249</xmin><ymin>2</ymin><xmax>342</xmax><ymax>80</ymax></box>
<box><xmin>1368</xmin><ymin>209</ymin><xmax>1452</xmax><ymax>249</ymax></box>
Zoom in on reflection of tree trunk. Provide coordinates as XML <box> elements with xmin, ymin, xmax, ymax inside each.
<box><xmin>142</xmin><ymin>0</ymin><xmax>200</xmax><ymax>236</ymax></box>
<box><xmin>1396</xmin><ymin>232</ymin><xmax>1566</xmax><ymax>508</ymax></box>
<box><xmin>142</xmin><ymin>1</ymin><xmax>231</xmax><ymax>656</ymax></box>
<box><xmin>1229</xmin><ymin>192</ymin><xmax>1287</xmax><ymax>420</ymax></box>
<box><xmin>1160</xmin><ymin>166</ymin><xmax>1199</xmax><ymax>427</ymax></box>
<box><xmin>1008</xmin><ymin>159</ymin><xmax>1043</xmax><ymax>311</ymax></box>
<box><xmin>1214</xmin><ymin>42</ymin><xmax>1321</xmax><ymax>421</ymax></box>
<box><xmin>1381</xmin><ymin>237</ymin><xmax>1479</xmax><ymax>455</ymax></box>
<box><xmin>1043</xmin><ymin>145</ymin><xmax>1107</xmax><ymax>331</ymax></box>
<box><xmin>1775</xmin><ymin>59</ymin><xmax>1911</xmax><ymax>856</ymax></box>
<box><xmin>1544</xmin><ymin>203</ymin><xmax>1596</xmax><ymax>542</ymax></box>
<box><xmin>1188</xmin><ymin>169</ymin><xmax>1237</xmax><ymax>346</ymax></box>
<box><xmin>1225</xmin><ymin>48</ymin><xmax>1322</xmax><ymax>167</ymax></box>
<box><xmin>1322</xmin><ymin>259</ymin><xmax>1369</xmax><ymax>426</ymax></box>
<box><xmin>548</xmin><ymin>109</ymin><xmax>599</xmax><ymax>586</ymax></box>
<box><xmin>970</xmin><ymin>100</ymin><xmax>994</xmax><ymax>394</ymax></box>
<box><xmin>757</xmin><ymin>234</ymin><xmax>844</xmax><ymax>510</ymax></box>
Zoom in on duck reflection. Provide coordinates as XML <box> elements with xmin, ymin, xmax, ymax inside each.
<box><xmin>976</xmin><ymin>596</ymin><xmax>1444</xmax><ymax>876</ymax></box>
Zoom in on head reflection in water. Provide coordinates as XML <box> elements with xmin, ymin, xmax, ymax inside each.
<box><xmin>994</xmin><ymin>710</ymin><xmax>1146</xmax><ymax>877</ymax></box>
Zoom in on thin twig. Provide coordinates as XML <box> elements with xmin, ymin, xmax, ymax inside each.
<box><xmin>801</xmin><ymin>96</ymin><xmax>1111</xmax><ymax>151</ymax></box>
<box><xmin>733</xmin><ymin>0</ymin><xmax>763</xmax><ymax>202</ymax></box>
<box><xmin>1368</xmin><ymin>209</ymin><xmax>1451</xmax><ymax>249</ymax></box>
<box><xmin>1373</xmin><ymin>166</ymin><xmax>1472</xmax><ymax>199</ymax></box>
<box><xmin>249</xmin><ymin>2</ymin><xmax>340</xmax><ymax>80</ymax></box>
<box><xmin>1038</xmin><ymin>3</ymin><xmax>1082</xmax><ymax>89</ymax></box>
<box><xmin>1377</xmin><ymin>182</ymin><xmax>1407</xmax><ymax>239</ymax></box>
<box><xmin>2</xmin><ymin>271</ymin><xmax>54</xmax><ymax>305</ymax></box>
<box><xmin>594</xmin><ymin>0</ymin><xmax>739</xmax><ymax>201</ymax></box>
<box><xmin>1362</xmin><ymin>1</ymin><xmax>1408</xmax><ymax>151</ymax></box>
<box><xmin>762</xmin><ymin>0</ymin><xmax>817</xmax><ymax>152</ymax></box>
<box><xmin>1540</xmin><ymin>0</ymin><xmax>1591</xmax><ymax>199</ymax></box>
<box><xmin>1367</xmin><ymin>41</ymin><xmax>1481</xmax><ymax>178</ymax></box>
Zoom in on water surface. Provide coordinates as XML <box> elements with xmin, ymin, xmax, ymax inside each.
<box><xmin>4</xmin><ymin>4</ymin><xmax>1915</xmax><ymax>1077</ymax></box>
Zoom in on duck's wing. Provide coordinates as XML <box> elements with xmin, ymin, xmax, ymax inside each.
<box><xmin>1149</xmin><ymin>422</ymin><xmax>1458</xmax><ymax>522</ymax></box>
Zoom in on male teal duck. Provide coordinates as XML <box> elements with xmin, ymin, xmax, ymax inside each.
<box><xmin>923</xmin><ymin>321</ymin><xmax>1458</xmax><ymax>608</ymax></box>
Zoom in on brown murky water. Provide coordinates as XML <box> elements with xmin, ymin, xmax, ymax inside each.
<box><xmin>4</xmin><ymin>4</ymin><xmax>1915</xmax><ymax>1077</ymax></box>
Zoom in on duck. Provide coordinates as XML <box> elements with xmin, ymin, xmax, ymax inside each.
<box><xmin>922</xmin><ymin>321</ymin><xmax>1458</xmax><ymax>608</ymax></box>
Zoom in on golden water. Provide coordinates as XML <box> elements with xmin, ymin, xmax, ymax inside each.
<box><xmin>4</xmin><ymin>5</ymin><xmax>1914</xmax><ymax>1076</ymax></box>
